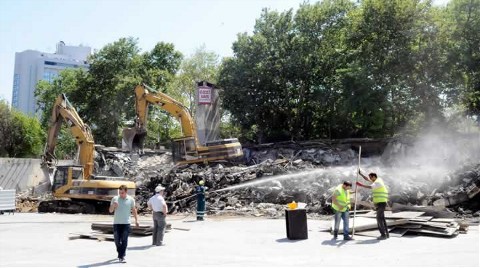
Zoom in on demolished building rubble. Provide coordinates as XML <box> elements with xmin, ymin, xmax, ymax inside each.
<box><xmin>91</xmin><ymin>140</ymin><xmax>480</xmax><ymax>223</ymax></box>
<box><xmin>17</xmin><ymin>138</ymin><xmax>480</xmax><ymax>230</ymax></box>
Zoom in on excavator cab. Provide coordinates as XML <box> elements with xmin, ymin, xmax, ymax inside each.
<box><xmin>172</xmin><ymin>137</ymin><xmax>198</xmax><ymax>162</ymax></box>
<box><xmin>52</xmin><ymin>165</ymin><xmax>83</xmax><ymax>192</ymax></box>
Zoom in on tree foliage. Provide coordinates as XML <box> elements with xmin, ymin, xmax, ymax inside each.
<box><xmin>0</xmin><ymin>100</ymin><xmax>44</xmax><ymax>157</ymax></box>
<box><xmin>35</xmin><ymin>37</ymin><xmax>183</xmax><ymax>147</ymax></box>
<box><xmin>218</xmin><ymin>0</ymin><xmax>480</xmax><ymax>142</ymax></box>
<box><xmin>30</xmin><ymin>0</ymin><xmax>480</xmax><ymax>150</ymax></box>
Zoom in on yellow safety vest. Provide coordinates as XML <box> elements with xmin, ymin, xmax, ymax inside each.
<box><xmin>372</xmin><ymin>178</ymin><xmax>389</xmax><ymax>204</ymax></box>
<box><xmin>332</xmin><ymin>185</ymin><xmax>350</xmax><ymax>212</ymax></box>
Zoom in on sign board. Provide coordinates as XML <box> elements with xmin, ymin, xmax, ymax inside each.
<box><xmin>198</xmin><ymin>86</ymin><xmax>212</xmax><ymax>104</ymax></box>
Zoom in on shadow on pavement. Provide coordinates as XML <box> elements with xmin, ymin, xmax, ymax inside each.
<box><xmin>275</xmin><ymin>238</ymin><xmax>305</xmax><ymax>243</ymax></box>
<box><xmin>354</xmin><ymin>238</ymin><xmax>380</xmax><ymax>244</ymax></box>
<box><xmin>321</xmin><ymin>239</ymin><xmax>349</xmax><ymax>247</ymax></box>
<box><xmin>78</xmin><ymin>258</ymin><xmax>118</xmax><ymax>267</ymax></box>
<box><xmin>128</xmin><ymin>245</ymin><xmax>155</xmax><ymax>250</ymax></box>
<box><xmin>183</xmin><ymin>220</ymin><xmax>200</xmax><ymax>223</ymax></box>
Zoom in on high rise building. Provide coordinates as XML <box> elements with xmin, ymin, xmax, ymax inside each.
<box><xmin>12</xmin><ymin>41</ymin><xmax>91</xmax><ymax>116</ymax></box>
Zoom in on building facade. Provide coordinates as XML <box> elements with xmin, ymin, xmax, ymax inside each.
<box><xmin>12</xmin><ymin>41</ymin><xmax>91</xmax><ymax>116</ymax></box>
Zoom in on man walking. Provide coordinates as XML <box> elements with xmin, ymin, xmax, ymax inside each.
<box><xmin>331</xmin><ymin>181</ymin><xmax>353</xmax><ymax>240</ymax></box>
<box><xmin>357</xmin><ymin>171</ymin><xmax>389</xmax><ymax>240</ymax></box>
<box><xmin>196</xmin><ymin>180</ymin><xmax>207</xmax><ymax>221</ymax></box>
<box><xmin>147</xmin><ymin>185</ymin><xmax>168</xmax><ymax>246</ymax></box>
<box><xmin>109</xmin><ymin>185</ymin><xmax>139</xmax><ymax>263</ymax></box>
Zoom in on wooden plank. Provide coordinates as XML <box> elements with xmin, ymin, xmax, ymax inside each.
<box><xmin>393</xmin><ymin>224</ymin><xmax>422</xmax><ymax>229</ymax></box>
<box><xmin>412</xmin><ymin>216</ymin><xmax>434</xmax><ymax>221</ymax></box>
<box><xmin>389</xmin><ymin>228</ymin><xmax>409</xmax><ymax>237</ymax></box>
<box><xmin>91</xmin><ymin>222</ymin><xmax>155</xmax><ymax>235</ymax></box>
<box><xmin>391</xmin><ymin>203</ymin><xmax>456</xmax><ymax>218</ymax></box>
<box><xmin>357</xmin><ymin>211</ymin><xmax>425</xmax><ymax>219</ymax></box>
<box><xmin>336</xmin><ymin>217</ymin><xmax>408</xmax><ymax>234</ymax></box>
<box><xmin>406</xmin><ymin>227</ymin><xmax>459</xmax><ymax>237</ymax></box>
<box><xmin>430</xmin><ymin>218</ymin><xmax>457</xmax><ymax>223</ymax></box>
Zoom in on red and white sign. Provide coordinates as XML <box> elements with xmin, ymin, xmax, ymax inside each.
<box><xmin>198</xmin><ymin>86</ymin><xmax>212</xmax><ymax>104</ymax></box>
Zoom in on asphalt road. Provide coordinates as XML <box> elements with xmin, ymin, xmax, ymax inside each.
<box><xmin>0</xmin><ymin>213</ymin><xmax>478</xmax><ymax>267</ymax></box>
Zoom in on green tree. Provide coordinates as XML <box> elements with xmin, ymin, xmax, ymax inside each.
<box><xmin>35</xmin><ymin>37</ymin><xmax>183</xmax><ymax>147</ymax></box>
<box><xmin>0</xmin><ymin>101</ymin><xmax>44</xmax><ymax>157</ymax></box>
<box><xmin>173</xmin><ymin>45</ymin><xmax>221</xmax><ymax>114</ymax></box>
<box><xmin>442</xmin><ymin>0</ymin><xmax>480</xmax><ymax>116</ymax></box>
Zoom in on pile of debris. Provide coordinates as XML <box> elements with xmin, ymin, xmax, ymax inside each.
<box><xmin>94</xmin><ymin>141</ymin><xmax>480</xmax><ymax>221</ymax></box>
<box><xmin>15</xmin><ymin>191</ymin><xmax>42</xmax><ymax>213</ymax></box>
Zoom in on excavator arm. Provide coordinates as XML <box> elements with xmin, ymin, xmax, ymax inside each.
<box><xmin>42</xmin><ymin>94</ymin><xmax>94</xmax><ymax>179</ymax></box>
<box><xmin>123</xmin><ymin>84</ymin><xmax>199</xmax><ymax>151</ymax></box>
<box><xmin>123</xmin><ymin>84</ymin><xmax>243</xmax><ymax>164</ymax></box>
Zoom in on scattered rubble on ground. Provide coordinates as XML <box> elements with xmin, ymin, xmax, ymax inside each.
<box><xmin>90</xmin><ymin>141</ymin><xmax>480</xmax><ymax>222</ymax></box>
<box><xmin>14</xmin><ymin>139</ymin><xmax>479</xmax><ymax>223</ymax></box>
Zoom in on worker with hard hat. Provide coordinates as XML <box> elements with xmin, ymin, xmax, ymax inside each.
<box><xmin>147</xmin><ymin>185</ymin><xmax>168</xmax><ymax>246</ymax></box>
<box><xmin>331</xmin><ymin>181</ymin><xmax>353</xmax><ymax>240</ymax></box>
<box><xmin>195</xmin><ymin>180</ymin><xmax>208</xmax><ymax>221</ymax></box>
<box><xmin>357</xmin><ymin>170</ymin><xmax>389</xmax><ymax>240</ymax></box>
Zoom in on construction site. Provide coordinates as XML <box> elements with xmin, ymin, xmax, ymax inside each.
<box><xmin>1</xmin><ymin>85</ymin><xmax>480</xmax><ymax>266</ymax></box>
<box><xmin>1</xmin><ymin>0</ymin><xmax>480</xmax><ymax>267</ymax></box>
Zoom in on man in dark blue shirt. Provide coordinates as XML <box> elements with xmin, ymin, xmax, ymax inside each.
<box><xmin>195</xmin><ymin>180</ymin><xmax>207</xmax><ymax>221</ymax></box>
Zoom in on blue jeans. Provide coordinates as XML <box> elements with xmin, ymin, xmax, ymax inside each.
<box><xmin>113</xmin><ymin>224</ymin><xmax>130</xmax><ymax>259</ymax></box>
<box><xmin>334</xmin><ymin>210</ymin><xmax>350</xmax><ymax>237</ymax></box>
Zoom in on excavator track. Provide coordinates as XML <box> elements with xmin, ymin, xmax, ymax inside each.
<box><xmin>38</xmin><ymin>200</ymin><xmax>109</xmax><ymax>214</ymax></box>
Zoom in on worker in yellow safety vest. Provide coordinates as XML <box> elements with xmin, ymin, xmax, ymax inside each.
<box><xmin>331</xmin><ymin>181</ymin><xmax>353</xmax><ymax>240</ymax></box>
<box><xmin>357</xmin><ymin>171</ymin><xmax>389</xmax><ymax>240</ymax></box>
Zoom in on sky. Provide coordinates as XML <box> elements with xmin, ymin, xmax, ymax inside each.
<box><xmin>0</xmin><ymin>0</ymin><xmax>450</xmax><ymax>104</ymax></box>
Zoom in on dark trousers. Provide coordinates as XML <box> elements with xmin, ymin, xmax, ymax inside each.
<box><xmin>152</xmin><ymin>212</ymin><xmax>166</xmax><ymax>246</ymax></box>
<box><xmin>197</xmin><ymin>195</ymin><xmax>205</xmax><ymax>220</ymax></box>
<box><xmin>113</xmin><ymin>224</ymin><xmax>130</xmax><ymax>259</ymax></box>
<box><xmin>375</xmin><ymin>202</ymin><xmax>389</xmax><ymax>237</ymax></box>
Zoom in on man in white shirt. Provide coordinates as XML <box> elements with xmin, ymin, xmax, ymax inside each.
<box><xmin>147</xmin><ymin>185</ymin><xmax>168</xmax><ymax>246</ymax></box>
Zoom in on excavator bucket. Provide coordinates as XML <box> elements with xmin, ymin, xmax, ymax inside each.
<box><xmin>122</xmin><ymin>127</ymin><xmax>147</xmax><ymax>152</ymax></box>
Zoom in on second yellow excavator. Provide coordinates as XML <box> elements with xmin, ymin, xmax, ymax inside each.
<box><xmin>122</xmin><ymin>84</ymin><xmax>243</xmax><ymax>164</ymax></box>
<box><xmin>38</xmin><ymin>94</ymin><xmax>135</xmax><ymax>214</ymax></box>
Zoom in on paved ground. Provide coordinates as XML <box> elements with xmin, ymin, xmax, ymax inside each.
<box><xmin>0</xmin><ymin>213</ymin><xmax>478</xmax><ymax>267</ymax></box>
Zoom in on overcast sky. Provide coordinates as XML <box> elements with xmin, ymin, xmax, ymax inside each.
<box><xmin>0</xmin><ymin>0</ymin><xmax>450</xmax><ymax>104</ymax></box>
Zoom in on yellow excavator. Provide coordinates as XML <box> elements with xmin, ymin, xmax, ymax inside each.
<box><xmin>38</xmin><ymin>94</ymin><xmax>135</xmax><ymax>214</ymax></box>
<box><xmin>122</xmin><ymin>84</ymin><xmax>243</xmax><ymax>164</ymax></box>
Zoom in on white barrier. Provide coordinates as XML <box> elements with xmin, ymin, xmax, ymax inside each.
<box><xmin>0</xmin><ymin>189</ymin><xmax>16</xmax><ymax>214</ymax></box>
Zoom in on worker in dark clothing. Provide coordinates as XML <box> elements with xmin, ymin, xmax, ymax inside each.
<box><xmin>196</xmin><ymin>180</ymin><xmax>207</xmax><ymax>221</ymax></box>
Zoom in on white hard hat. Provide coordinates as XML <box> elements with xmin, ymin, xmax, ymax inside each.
<box><xmin>155</xmin><ymin>185</ymin><xmax>165</xmax><ymax>192</ymax></box>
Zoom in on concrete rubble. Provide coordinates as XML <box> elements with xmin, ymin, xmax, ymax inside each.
<box><xmin>14</xmin><ymin>138</ymin><xmax>480</xmax><ymax>227</ymax></box>
<box><xmin>90</xmin><ymin>140</ymin><xmax>480</xmax><ymax>224</ymax></box>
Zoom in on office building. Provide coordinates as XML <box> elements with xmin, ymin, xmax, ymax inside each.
<box><xmin>12</xmin><ymin>41</ymin><xmax>91</xmax><ymax>115</ymax></box>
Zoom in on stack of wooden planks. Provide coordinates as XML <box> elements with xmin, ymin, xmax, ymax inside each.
<box><xmin>350</xmin><ymin>210</ymin><xmax>464</xmax><ymax>238</ymax></box>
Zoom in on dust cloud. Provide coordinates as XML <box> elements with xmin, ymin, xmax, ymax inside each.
<box><xmin>230</xmin><ymin>118</ymin><xmax>479</xmax><ymax>195</ymax></box>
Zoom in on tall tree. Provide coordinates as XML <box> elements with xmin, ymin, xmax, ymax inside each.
<box><xmin>35</xmin><ymin>38</ymin><xmax>183</xmax><ymax>147</ymax></box>
<box><xmin>0</xmin><ymin>101</ymin><xmax>44</xmax><ymax>157</ymax></box>
<box><xmin>173</xmin><ymin>45</ymin><xmax>221</xmax><ymax>114</ymax></box>
<box><xmin>443</xmin><ymin>0</ymin><xmax>480</xmax><ymax>117</ymax></box>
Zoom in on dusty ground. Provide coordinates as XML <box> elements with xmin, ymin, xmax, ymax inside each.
<box><xmin>0</xmin><ymin>212</ymin><xmax>478</xmax><ymax>267</ymax></box>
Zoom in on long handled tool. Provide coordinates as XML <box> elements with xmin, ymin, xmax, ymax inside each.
<box><xmin>352</xmin><ymin>146</ymin><xmax>361</xmax><ymax>238</ymax></box>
